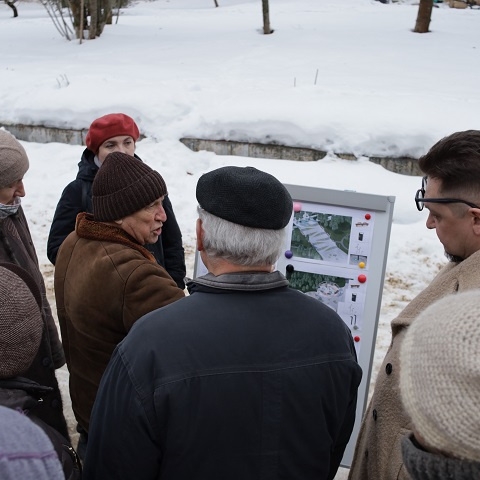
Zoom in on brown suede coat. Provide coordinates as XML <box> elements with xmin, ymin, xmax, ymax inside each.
<box><xmin>54</xmin><ymin>213</ymin><xmax>185</xmax><ymax>432</ymax></box>
<box><xmin>348</xmin><ymin>249</ymin><xmax>480</xmax><ymax>480</ymax></box>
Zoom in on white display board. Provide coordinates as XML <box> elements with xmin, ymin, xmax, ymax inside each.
<box><xmin>194</xmin><ymin>184</ymin><xmax>395</xmax><ymax>468</ymax></box>
<box><xmin>278</xmin><ymin>184</ymin><xmax>395</xmax><ymax>467</ymax></box>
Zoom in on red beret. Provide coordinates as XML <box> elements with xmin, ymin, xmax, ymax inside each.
<box><xmin>85</xmin><ymin>113</ymin><xmax>140</xmax><ymax>153</ymax></box>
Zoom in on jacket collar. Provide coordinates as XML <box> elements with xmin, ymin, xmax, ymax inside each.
<box><xmin>75</xmin><ymin>212</ymin><xmax>156</xmax><ymax>262</ymax></box>
<box><xmin>189</xmin><ymin>270</ymin><xmax>289</xmax><ymax>293</ymax></box>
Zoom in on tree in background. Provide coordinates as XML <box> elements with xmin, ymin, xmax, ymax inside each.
<box><xmin>414</xmin><ymin>0</ymin><xmax>434</xmax><ymax>33</ymax></box>
<box><xmin>4</xmin><ymin>0</ymin><xmax>18</xmax><ymax>17</ymax></box>
<box><xmin>262</xmin><ymin>0</ymin><xmax>272</xmax><ymax>34</ymax></box>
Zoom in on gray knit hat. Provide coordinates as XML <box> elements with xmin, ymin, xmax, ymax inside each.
<box><xmin>0</xmin><ymin>263</ymin><xmax>43</xmax><ymax>379</ymax></box>
<box><xmin>196</xmin><ymin>166</ymin><xmax>293</xmax><ymax>230</ymax></box>
<box><xmin>400</xmin><ymin>290</ymin><xmax>480</xmax><ymax>462</ymax></box>
<box><xmin>92</xmin><ymin>152</ymin><xmax>167</xmax><ymax>222</ymax></box>
<box><xmin>0</xmin><ymin>130</ymin><xmax>29</xmax><ymax>189</ymax></box>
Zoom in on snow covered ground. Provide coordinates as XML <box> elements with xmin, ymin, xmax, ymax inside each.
<box><xmin>2</xmin><ymin>0</ymin><xmax>478</xmax><ymax>475</ymax></box>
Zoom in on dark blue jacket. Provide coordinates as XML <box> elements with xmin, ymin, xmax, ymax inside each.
<box><xmin>47</xmin><ymin>149</ymin><xmax>186</xmax><ymax>289</ymax></box>
<box><xmin>84</xmin><ymin>271</ymin><xmax>362</xmax><ymax>480</ymax></box>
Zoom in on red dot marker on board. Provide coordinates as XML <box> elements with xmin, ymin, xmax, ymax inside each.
<box><xmin>358</xmin><ymin>274</ymin><xmax>367</xmax><ymax>283</ymax></box>
<box><xmin>365</xmin><ymin>213</ymin><xmax>371</xmax><ymax>220</ymax></box>
<box><xmin>354</xmin><ymin>336</ymin><xmax>360</xmax><ymax>342</ymax></box>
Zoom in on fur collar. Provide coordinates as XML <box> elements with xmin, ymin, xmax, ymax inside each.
<box><xmin>75</xmin><ymin>212</ymin><xmax>156</xmax><ymax>262</ymax></box>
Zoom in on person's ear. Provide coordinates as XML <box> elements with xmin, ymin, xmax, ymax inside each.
<box><xmin>196</xmin><ymin>218</ymin><xmax>204</xmax><ymax>251</ymax></box>
<box><xmin>471</xmin><ymin>208</ymin><xmax>480</xmax><ymax>236</ymax></box>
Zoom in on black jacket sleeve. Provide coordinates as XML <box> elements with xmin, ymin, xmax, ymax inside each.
<box><xmin>47</xmin><ymin>180</ymin><xmax>85</xmax><ymax>265</ymax></box>
<box><xmin>160</xmin><ymin>196</ymin><xmax>186</xmax><ymax>289</ymax></box>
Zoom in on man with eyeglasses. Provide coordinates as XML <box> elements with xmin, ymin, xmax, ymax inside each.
<box><xmin>349</xmin><ymin>129</ymin><xmax>480</xmax><ymax>480</ymax></box>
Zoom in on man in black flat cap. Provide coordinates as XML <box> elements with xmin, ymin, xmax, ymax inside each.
<box><xmin>84</xmin><ymin>166</ymin><xmax>362</xmax><ymax>480</ymax></box>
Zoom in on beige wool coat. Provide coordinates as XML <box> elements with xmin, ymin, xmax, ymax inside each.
<box><xmin>55</xmin><ymin>213</ymin><xmax>185</xmax><ymax>432</ymax></box>
<box><xmin>348</xmin><ymin>249</ymin><xmax>480</xmax><ymax>480</ymax></box>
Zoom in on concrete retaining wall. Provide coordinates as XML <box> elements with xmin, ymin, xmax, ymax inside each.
<box><xmin>0</xmin><ymin>122</ymin><xmax>422</xmax><ymax>176</ymax></box>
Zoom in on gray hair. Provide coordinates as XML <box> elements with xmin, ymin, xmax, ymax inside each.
<box><xmin>198</xmin><ymin>207</ymin><xmax>287</xmax><ymax>267</ymax></box>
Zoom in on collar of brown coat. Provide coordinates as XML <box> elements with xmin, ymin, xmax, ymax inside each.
<box><xmin>75</xmin><ymin>212</ymin><xmax>156</xmax><ymax>262</ymax></box>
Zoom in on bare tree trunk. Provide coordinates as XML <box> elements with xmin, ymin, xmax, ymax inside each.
<box><xmin>414</xmin><ymin>0</ymin><xmax>434</xmax><ymax>33</ymax></box>
<box><xmin>88</xmin><ymin>0</ymin><xmax>97</xmax><ymax>38</ymax></box>
<box><xmin>5</xmin><ymin>0</ymin><xmax>18</xmax><ymax>17</ymax></box>
<box><xmin>79</xmin><ymin>0</ymin><xmax>84</xmax><ymax>42</ymax></box>
<box><xmin>262</xmin><ymin>0</ymin><xmax>272</xmax><ymax>34</ymax></box>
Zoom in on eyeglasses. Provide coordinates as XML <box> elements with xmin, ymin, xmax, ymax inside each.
<box><xmin>415</xmin><ymin>176</ymin><xmax>480</xmax><ymax>211</ymax></box>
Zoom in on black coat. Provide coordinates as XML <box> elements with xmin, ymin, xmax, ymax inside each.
<box><xmin>47</xmin><ymin>149</ymin><xmax>186</xmax><ymax>289</ymax></box>
<box><xmin>84</xmin><ymin>271</ymin><xmax>362</xmax><ymax>480</ymax></box>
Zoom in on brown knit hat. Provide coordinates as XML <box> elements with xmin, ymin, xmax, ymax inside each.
<box><xmin>0</xmin><ymin>130</ymin><xmax>29</xmax><ymax>189</ymax></box>
<box><xmin>92</xmin><ymin>152</ymin><xmax>167</xmax><ymax>222</ymax></box>
<box><xmin>400</xmin><ymin>290</ymin><xmax>480</xmax><ymax>462</ymax></box>
<box><xmin>0</xmin><ymin>263</ymin><xmax>43</xmax><ymax>379</ymax></box>
<box><xmin>85</xmin><ymin>113</ymin><xmax>140</xmax><ymax>154</ymax></box>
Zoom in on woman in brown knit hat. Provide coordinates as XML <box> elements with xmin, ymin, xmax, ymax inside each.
<box><xmin>54</xmin><ymin>152</ymin><xmax>185</xmax><ymax>459</ymax></box>
<box><xmin>0</xmin><ymin>130</ymin><xmax>69</xmax><ymax>441</ymax></box>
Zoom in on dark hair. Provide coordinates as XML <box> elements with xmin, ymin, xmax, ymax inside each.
<box><xmin>419</xmin><ymin>130</ymin><xmax>480</xmax><ymax>194</ymax></box>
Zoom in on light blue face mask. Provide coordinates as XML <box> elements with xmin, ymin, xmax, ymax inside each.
<box><xmin>0</xmin><ymin>197</ymin><xmax>21</xmax><ymax>219</ymax></box>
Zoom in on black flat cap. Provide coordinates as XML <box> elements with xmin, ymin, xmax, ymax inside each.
<box><xmin>196</xmin><ymin>166</ymin><xmax>293</xmax><ymax>230</ymax></box>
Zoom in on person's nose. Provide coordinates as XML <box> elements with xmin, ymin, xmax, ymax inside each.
<box><xmin>155</xmin><ymin>204</ymin><xmax>167</xmax><ymax>223</ymax></box>
<box><xmin>15</xmin><ymin>181</ymin><xmax>25</xmax><ymax>198</ymax></box>
<box><xmin>115</xmin><ymin>145</ymin><xmax>130</xmax><ymax>154</ymax></box>
<box><xmin>425</xmin><ymin>212</ymin><xmax>435</xmax><ymax>229</ymax></box>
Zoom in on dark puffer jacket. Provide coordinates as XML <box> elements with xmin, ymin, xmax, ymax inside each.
<box><xmin>47</xmin><ymin>148</ymin><xmax>186</xmax><ymax>289</ymax></box>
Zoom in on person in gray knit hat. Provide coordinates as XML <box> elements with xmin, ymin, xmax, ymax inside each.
<box><xmin>54</xmin><ymin>152</ymin><xmax>185</xmax><ymax>459</ymax></box>
<box><xmin>399</xmin><ymin>290</ymin><xmax>480</xmax><ymax>480</ymax></box>
<box><xmin>0</xmin><ymin>131</ymin><xmax>69</xmax><ymax>442</ymax></box>
<box><xmin>84</xmin><ymin>166</ymin><xmax>361</xmax><ymax>480</ymax></box>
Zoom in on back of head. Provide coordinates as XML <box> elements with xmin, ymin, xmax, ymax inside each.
<box><xmin>92</xmin><ymin>152</ymin><xmax>167</xmax><ymax>222</ymax></box>
<box><xmin>400</xmin><ymin>290</ymin><xmax>480</xmax><ymax>462</ymax></box>
<box><xmin>0</xmin><ymin>130</ymin><xmax>29</xmax><ymax>189</ymax></box>
<box><xmin>196</xmin><ymin>166</ymin><xmax>293</xmax><ymax>266</ymax></box>
<box><xmin>0</xmin><ymin>263</ymin><xmax>43</xmax><ymax>379</ymax></box>
<box><xmin>0</xmin><ymin>405</ymin><xmax>64</xmax><ymax>480</ymax></box>
<box><xmin>85</xmin><ymin>113</ymin><xmax>140</xmax><ymax>154</ymax></box>
<box><xmin>419</xmin><ymin>130</ymin><xmax>480</xmax><ymax>194</ymax></box>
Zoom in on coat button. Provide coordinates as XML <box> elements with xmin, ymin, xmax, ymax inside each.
<box><xmin>42</xmin><ymin>357</ymin><xmax>51</xmax><ymax>367</ymax></box>
<box><xmin>373</xmin><ymin>409</ymin><xmax>377</xmax><ymax>421</ymax></box>
<box><xmin>386</xmin><ymin>363</ymin><xmax>393</xmax><ymax>375</ymax></box>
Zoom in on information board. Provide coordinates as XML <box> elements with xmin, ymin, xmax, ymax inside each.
<box><xmin>277</xmin><ymin>184</ymin><xmax>395</xmax><ymax>467</ymax></box>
